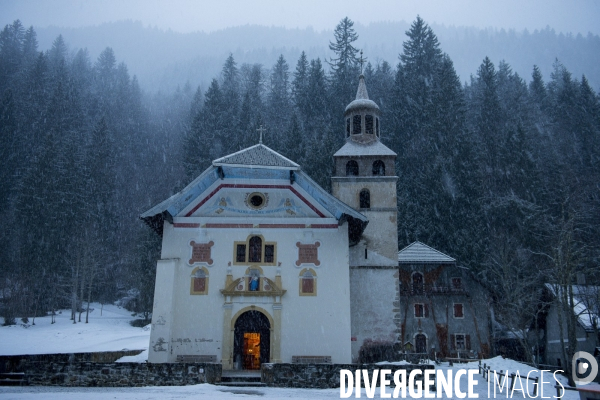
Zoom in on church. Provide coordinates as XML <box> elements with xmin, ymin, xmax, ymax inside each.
<box><xmin>141</xmin><ymin>75</ymin><xmax>489</xmax><ymax>368</ymax></box>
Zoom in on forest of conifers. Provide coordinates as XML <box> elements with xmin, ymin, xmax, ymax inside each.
<box><xmin>0</xmin><ymin>17</ymin><xmax>598</xmax><ymax>338</ymax></box>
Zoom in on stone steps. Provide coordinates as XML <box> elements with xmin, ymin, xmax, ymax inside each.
<box><xmin>219</xmin><ymin>371</ymin><xmax>265</xmax><ymax>387</ymax></box>
<box><xmin>219</xmin><ymin>381</ymin><xmax>266</xmax><ymax>387</ymax></box>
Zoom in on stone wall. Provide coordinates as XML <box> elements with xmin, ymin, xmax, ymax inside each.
<box><xmin>23</xmin><ymin>362</ymin><xmax>221</xmax><ymax>387</ymax></box>
<box><xmin>0</xmin><ymin>350</ymin><xmax>145</xmax><ymax>373</ymax></box>
<box><xmin>261</xmin><ymin>363</ymin><xmax>435</xmax><ymax>388</ymax></box>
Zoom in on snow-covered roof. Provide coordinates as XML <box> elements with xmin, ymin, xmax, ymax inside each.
<box><xmin>545</xmin><ymin>283</ymin><xmax>599</xmax><ymax>332</ymax></box>
<box><xmin>397</xmin><ymin>241</ymin><xmax>456</xmax><ymax>264</ymax></box>
<box><xmin>334</xmin><ymin>140</ymin><xmax>397</xmax><ymax>157</ymax></box>
<box><xmin>345</xmin><ymin>75</ymin><xmax>380</xmax><ymax>114</ymax></box>
<box><xmin>345</xmin><ymin>98</ymin><xmax>380</xmax><ymax>113</ymax></box>
<box><xmin>213</xmin><ymin>143</ymin><xmax>299</xmax><ymax>170</ymax></box>
<box><xmin>141</xmin><ymin>143</ymin><xmax>368</xmax><ymax>240</ymax></box>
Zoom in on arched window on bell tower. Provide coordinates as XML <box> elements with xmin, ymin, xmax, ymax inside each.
<box><xmin>346</xmin><ymin>160</ymin><xmax>359</xmax><ymax>176</ymax></box>
<box><xmin>359</xmin><ymin>189</ymin><xmax>370</xmax><ymax>209</ymax></box>
<box><xmin>365</xmin><ymin>115</ymin><xmax>374</xmax><ymax>134</ymax></box>
<box><xmin>372</xmin><ymin>160</ymin><xmax>385</xmax><ymax>176</ymax></box>
<box><xmin>352</xmin><ymin>115</ymin><xmax>361</xmax><ymax>135</ymax></box>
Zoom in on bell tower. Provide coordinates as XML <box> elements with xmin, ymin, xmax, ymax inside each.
<box><xmin>332</xmin><ymin>74</ymin><xmax>399</xmax><ymax>361</ymax></box>
<box><xmin>332</xmin><ymin>74</ymin><xmax>398</xmax><ymax>266</ymax></box>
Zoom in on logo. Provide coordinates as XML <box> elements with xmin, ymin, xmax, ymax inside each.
<box><xmin>572</xmin><ymin>351</ymin><xmax>598</xmax><ymax>385</ymax></box>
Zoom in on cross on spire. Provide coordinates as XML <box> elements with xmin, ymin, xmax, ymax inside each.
<box><xmin>359</xmin><ymin>50</ymin><xmax>366</xmax><ymax>74</ymax></box>
<box><xmin>257</xmin><ymin>125</ymin><xmax>266</xmax><ymax>144</ymax></box>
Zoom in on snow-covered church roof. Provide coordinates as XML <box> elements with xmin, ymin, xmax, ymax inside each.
<box><xmin>397</xmin><ymin>241</ymin><xmax>456</xmax><ymax>264</ymax></box>
<box><xmin>141</xmin><ymin>143</ymin><xmax>368</xmax><ymax>242</ymax></box>
<box><xmin>213</xmin><ymin>143</ymin><xmax>300</xmax><ymax>170</ymax></box>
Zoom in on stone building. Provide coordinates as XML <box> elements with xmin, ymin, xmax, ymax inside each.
<box><xmin>396</xmin><ymin>241</ymin><xmax>491</xmax><ymax>359</ymax></box>
<box><xmin>141</xmin><ymin>74</ymin><xmax>491</xmax><ymax>368</ymax></box>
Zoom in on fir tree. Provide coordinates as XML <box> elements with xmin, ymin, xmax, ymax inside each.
<box><xmin>267</xmin><ymin>55</ymin><xmax>291</xmax><ymax>150</ymax></box>
<box><xmin>328</xmin><ymin>17</ymin><xmax>360</xmax><ymax>122</ymax></box>
<box><xmin>292</xmin><ymin>51</ymin><xmax>309</xmax><ymax>114</ymax></box>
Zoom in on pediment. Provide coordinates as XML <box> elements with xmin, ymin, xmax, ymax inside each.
<box><xmin>177</xmin><ymin>180</ymin><xmax>332</xmax><ymax>219</ymax></box>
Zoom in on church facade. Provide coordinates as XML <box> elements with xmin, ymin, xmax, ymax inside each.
<box><xmin>141</xmin><ymin>75</ymin><xmax>489</xmax><ymax>368</ymax></box>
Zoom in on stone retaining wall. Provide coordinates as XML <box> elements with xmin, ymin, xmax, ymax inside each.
<box><xmin>24</xmin><ymin>362</ymin><xmax>221</xmax><ymax>387</ymax></box>
<box><xmin>261</xmin><ymin>363</ymin><xmax>435</xmax><ymax>388</ymax></box>
<box><xmin>0</xmin><ymin>350</ymin><xmax>145</xmax><ymax>373</ymax></box>
<box><xmin>9</xmin><ymin>358</ymin><xmax>432</xmax><ymax>388</ymax></box>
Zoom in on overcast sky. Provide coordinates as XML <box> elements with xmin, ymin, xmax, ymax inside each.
<box><xmin>2</xmin><ymin>0</ymin><xmax>600</xmax><ymax>35</ymax></box>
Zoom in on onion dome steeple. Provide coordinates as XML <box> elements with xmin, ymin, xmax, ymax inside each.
<box><xmin>344</xmin><ymin>75</ymin><xmax>381</xmax><ymax>143</ymax></box>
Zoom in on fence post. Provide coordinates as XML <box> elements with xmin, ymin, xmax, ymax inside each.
<box><xmin>479</xmin><ymin>360</ymin><xmax>481</xmax><ymax>374</ymax></box>
<box><xmin>509</xmin><ymin>373</ymin><xmax>515</xmax><ymax>391</ymax></box>
<box><xmin>532</xmin><ymin>377</ymin><xmax>538</xmax><ymax>397</ymax></box>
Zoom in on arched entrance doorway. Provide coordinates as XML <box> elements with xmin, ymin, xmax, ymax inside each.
<box><xmin>233</xmin><ymin>310</ymin><xmax>270</xmax><ymax>370</ymax></box>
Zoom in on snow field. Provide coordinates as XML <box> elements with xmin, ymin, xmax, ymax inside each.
<box><xmin>0</xmin><ymin>303</ymin><xmax>150</xmax><ymax>356</ymax></box>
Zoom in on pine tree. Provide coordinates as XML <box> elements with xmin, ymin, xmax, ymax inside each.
<box><xmin>328</xmin><ymin>17</ymin><xmax>360</xmax><ymax>122</ymax></box>
<box><xmin>267</xmin><ymin>55</ymin><xmax>291</xmax><ymax>150</ymax></box>
<box><xmin>529</xmin><ymin>65</ymin><xmax>547</xmax><ymax>107</ymax></box>
<box><xmin>221</xmin><ymin>54</ymin><xmax>240</xmax><ymax>138</ymax></box>
<box><xmin>367</xmin><ymin>61</ymin><xmax>394</xmax><ymax>121</ymax></box>
<box><xmin>0</xmin><ymin>20</ymin><xmax>25</xmax><ymax>92</ymax></box>
<box><xmin>305</xmin><ymin>58</ymin><xmax>328</xmax><ymax>136</ymax></box>
<box><xmin>183</xmin><ymin>78</ymin><xmax>224</xmax><ymax>181</ymax></box>
<box><xmin>21</xmin><ymin>26</ymin><xmax>37</xmax><ymax>66</ymax></box>
<box><xmin>292</xmin><ymin>51</ymin><xmax>309</xmax><ymax>115</ymax></box>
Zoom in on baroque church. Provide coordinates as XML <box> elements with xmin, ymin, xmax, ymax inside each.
<box><xmin>141</xmin><ymin>75</ymin><xmax>490</xmax><ymax>368</ymax></box>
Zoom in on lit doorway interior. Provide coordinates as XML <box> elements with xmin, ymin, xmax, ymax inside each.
<box><xmin>243</xmin><ymin>333</ymin><xmax>261</xmax><ymax>369</ymax></box>
<box><xmin>234</xmin><ymin>310</ymin><xmax>270</xmax><ymax>370</ymax></box>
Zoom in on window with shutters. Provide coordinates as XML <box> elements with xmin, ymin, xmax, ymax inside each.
<box><xmin>453</xmin><ymin>303</ymin><xmax>464</xmax><ymax>318</ymax></box>
<box><xmin>414</xmin><ymin>303</ymin><xmax>428</xmax><ymax>318</ymax></box>
<box><xmin>452</xmin><ymin>334</ymin><xmax>471</xmax><ymax>351</ymax></box>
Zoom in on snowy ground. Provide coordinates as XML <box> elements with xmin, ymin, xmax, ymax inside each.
<box><xmin>0</xmin><ymin>303</ymin><xmax>150</xmax><ymax>356</ymax></box>
<box><xmin>0</xmin><ymin>307</ymin><xmax>582</xmax><ymax>399</ymax></box>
